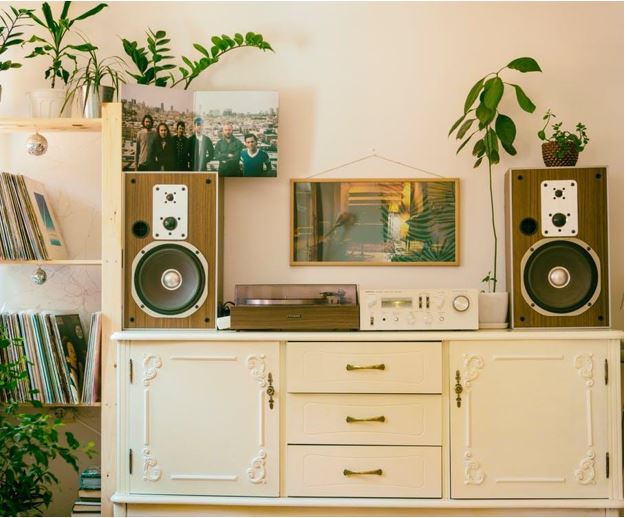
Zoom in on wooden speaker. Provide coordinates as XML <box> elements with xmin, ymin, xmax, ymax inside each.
<box><xmin>505</xmin><ymin>167</ymin><xmax>609</xmax><ymax>328</ymax></box>
<box><xmin>124</xmin><ymin>172</ymin><xmax>221</xmax><ymax>328</ymax></box>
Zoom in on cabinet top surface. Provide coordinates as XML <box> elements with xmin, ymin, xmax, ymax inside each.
<box><xmin>112</xmin><ymin>328</ymin><xmax>624</xmax><ymax>342</ymax></box>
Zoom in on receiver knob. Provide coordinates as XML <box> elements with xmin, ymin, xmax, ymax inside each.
<box><xmin>452</xmin><ymin>295</ymin><xmax>470</xmax><ymax>312</ymax></box>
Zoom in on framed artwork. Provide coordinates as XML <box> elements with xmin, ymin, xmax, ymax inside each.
<box><xmin>291</xmin><ymin>178</ymin><xmax>460</xmax><ymax>266</ymax></box>
<box><xmin>121</xmin><ymin>84</ymin><xmax>278</xmax><ymax>177</ymax></box>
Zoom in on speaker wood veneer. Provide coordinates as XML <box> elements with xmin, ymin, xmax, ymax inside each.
<box><xmin>506</xmin><ymin>167</ymin><xmax>609</xmax><ymax>328</ymax></box>
<box><xmin>124</xmin><ymin>172</ymin><xmax>218</xmax><ymax>328</ymax></box>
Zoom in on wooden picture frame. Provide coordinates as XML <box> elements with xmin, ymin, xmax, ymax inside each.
<box><xmin>291</xmin><ymin>178</ymin><xmax>460</xmax><ymax>266</ymax></box>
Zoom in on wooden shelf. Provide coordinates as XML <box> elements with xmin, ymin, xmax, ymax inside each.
<box><xmin>17</xmin><ymin>402</ymin><xmax>102</xmax><ymax>408</ymax></box>
<box><xmin>0</xmin><ymin>117</ymin><xmax>102</xmax><ymax>133</ymax></box>
<box><xmin>0</xmin><ymin>259</ymin><xmax>102</xmax><ymax>265</ymax></box>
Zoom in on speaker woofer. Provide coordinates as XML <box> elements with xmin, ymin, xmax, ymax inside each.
<box><xmin>520</xmin><ymin>238</ymin><xmax>601</xmax><ymax>317</ymax></box>
<box><xmin>131</xmin><ymin>241</ymin><xmax>209</xmax><ymax>318</ymax></box>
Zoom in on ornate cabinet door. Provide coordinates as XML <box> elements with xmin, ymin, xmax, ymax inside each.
<box><xmin>125</xmin><ymin>341</ymin><xmax>279</xmax><ymax>496</ymax></box>
<box><xmin>449</xmin><ymin>340</ymin><xmax>609</xmax><ymax>499</ymax></box>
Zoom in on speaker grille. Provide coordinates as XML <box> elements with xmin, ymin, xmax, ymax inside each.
<box><xmin>133</xmin><ymin>243</ymin><xmax>208</xmax><ymax>316</ymax></box>
<box><xmin>522</xmin><ymin>239</ymin><xmax>600</xmax><ymax>315</ymax></box>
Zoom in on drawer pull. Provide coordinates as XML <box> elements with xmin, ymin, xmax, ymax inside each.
<box><xmin>346</xmin><ymin>415</ymin><xmax>386</xmax><ymax>423</ymax></box>
<box><xmin>455</xmin><ymin>370</ymin><xmax>463</xmax><ymax>408</ymax></box>
<box><xmin>346</xmin><ymin>363</ymin><xmax>385</xmax><ymax>371</ymax></box>
<box><xmin>343</xmin><ymin>468</ymin><xmax>383</xmax><ymax>477</ymax></box>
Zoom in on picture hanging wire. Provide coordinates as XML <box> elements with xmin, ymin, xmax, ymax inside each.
<box><xmin>305</xmin><ymin>150</ymin><xmax>446</xmax><ymax>179</ymax></box>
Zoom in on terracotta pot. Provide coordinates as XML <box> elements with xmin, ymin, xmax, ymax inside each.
<box><xmin>478</xmin><ymin>292</ymin><xmax>509</xmax><ymax>329</ymax></box>
<box><xmin>542</xmin><ymin>141</ymin><xmax>579</xmax><ymax>167</ymax></box>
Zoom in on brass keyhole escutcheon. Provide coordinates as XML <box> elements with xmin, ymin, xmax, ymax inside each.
<box><xmin>455</xmin><ymin>370</ymin><xmax>463</xmax><ymax>408</ymax></box>
<box><xmin>266</xmin><ymin>372</ymin><xmax>275</xmax><ymax>410</ymax></box>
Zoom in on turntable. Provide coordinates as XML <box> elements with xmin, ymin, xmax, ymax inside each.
<box><xmin>229</xmin><ymin>284</ymin><xmax>359</xmax><ymax>330</ymax></box>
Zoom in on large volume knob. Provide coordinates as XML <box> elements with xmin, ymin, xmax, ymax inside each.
<box><xmin>452</xmin><ymin>295</ymin><xmax>470</xmax><ymax>312</ymax></box>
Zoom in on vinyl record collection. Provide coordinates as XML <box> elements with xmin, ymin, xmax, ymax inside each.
<box><xmin>0</xmin><ymin>311</ymin><xmax>101</xmax><ymax>405</ymax></box>
<box><xmin>0</xmin><ymin>172</ymin><xmax>67</xmax><ymax>260</ymax></box>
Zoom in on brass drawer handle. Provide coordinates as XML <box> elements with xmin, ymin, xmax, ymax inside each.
<box><xmin>346</xmin><ymin>363</ymin><xmax>385</xmax><ymax>371</ymax></box>
<box><xmin>455</xmin><ymin>370</ymin><xmax>463</xmax><ymax>408</ymax></box>
<box><xmin>343</xmin><ymin>468</ymin><xmax>383</xmax><ymax>477</ymax></box>
<box><xmin>346</xmin><ymin>415</ymin><xmax>386</xmax><ymax>423</ymax></box>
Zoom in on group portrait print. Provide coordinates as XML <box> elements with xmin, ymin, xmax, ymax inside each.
<box><xmin>291</xmin><ymin>178</ymin><xmax>460</xmax><ymax>266</ymax></box>
<box><xmin>121</xmin><ymin>85</ymin><xmax>278</xmax><ymax>177</ymax></box>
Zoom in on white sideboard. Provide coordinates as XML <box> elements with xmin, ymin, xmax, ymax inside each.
<box><xmin>112</xmin><ymin>330</ymin><xmax>623</xmax><ymax>517</ymax></box>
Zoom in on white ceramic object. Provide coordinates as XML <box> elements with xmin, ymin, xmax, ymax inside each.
<box><xmin>478</xmin><ymin>291</ymin><xmax>509</xmax><ymax>329</ymax></box>
<box><xmin>28</xmin><ymin>88</ymin><xmax>70</xmax><ymax>118</ymax></box>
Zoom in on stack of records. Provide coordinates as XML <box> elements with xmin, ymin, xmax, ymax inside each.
<box><xmin>0</xmin><ymin>311</ymin><xmax>100</xmax><ymax>405</ymax></box>
<box><xmin>72</xmin><ymin>467</ymin><xmax>101</xmax><ymax>516</ymax></box>
<box><xmin>81</xmin><ymin>312</ymin><xmax>102</xmax><ymax>404</ymax></box>
<box><xmin>0</xmin><ymin>172</ymin><xmax>67</xmax><ymax>260</ymax></box>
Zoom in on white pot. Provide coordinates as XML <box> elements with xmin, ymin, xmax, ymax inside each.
<box><xmin>28</xmin><ymin>88</ymin><xmax>71</xmax><ymax>118</ymax></box>
<box><xmin>478</xmin><ymin>292</ymin><xmax>509</xmax><ymax>329</ymax></box>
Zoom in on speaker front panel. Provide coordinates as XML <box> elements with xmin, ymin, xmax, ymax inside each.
<box><xmin>125</xmin><ymin>173</ymin><xmax>217</xmax><ymax>328</ymax></box>
<box><xmin>507</xmin><ymin>168</ymin><xmax>609</xmax><ymax>328</ymax></box>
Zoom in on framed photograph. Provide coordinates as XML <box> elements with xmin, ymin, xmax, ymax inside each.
<box><xmin>121</xmin><ymin>84</ymin><xmax>278</xmax><ymax>177</ymax></box>
<box><xmin>291</xmin><ymin>178</ymin><xmax>460</xmax><ymax>266</ymax></box>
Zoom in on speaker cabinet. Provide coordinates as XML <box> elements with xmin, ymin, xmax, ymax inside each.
<box><xmin>124</xmin><ymin>172</ymin><xmax>221</xmax><ymax>328</ymax></box>
<box><xmin>506</xmin><ymin>167</ymin><xmax>609</xmax><ymax>328</ymax></box>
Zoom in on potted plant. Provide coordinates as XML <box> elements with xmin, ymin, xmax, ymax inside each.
<box><xmin>0</xmin><ymin>7</ymin><xmax>33</xmax><ymax>102</ymax></box>
<box><xmin>449</xmin><ymin>57</ymin><xmax>542</xmax><ymax>328</ymax></box>
<box><xmin>122</xmin><ymin>29</ymin><xmax>273</xmax><ymax>89</ymax></box>
<box><xmin>23</xmin><ymin>1</ymin><xmax>107</xmax><ymax>117</ymax></box>
<box><xmin>538</xmin><ymin>108</ymin><xmax>589</xmax><ymax>167</ymax></box>
<box><xmin>0</xmin><ymin>323</ymin><xmax>95</xmax><ymax>516</ymax></box>
<box><xmin>63</xmin><ymin>37</ymin><xmax>126</xmax><ymax>118</ymax></box>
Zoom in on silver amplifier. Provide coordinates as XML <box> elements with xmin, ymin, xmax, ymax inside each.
<box><xmin>359</xmin><ymin>288</ymin><xmax>479</xmax><ymax>330</ymax></box>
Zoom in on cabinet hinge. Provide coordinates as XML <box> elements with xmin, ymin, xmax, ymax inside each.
<box><xmin>606</xmin><ymin>452</ymin><xmax>609</xmax><ymax>478</ymax></box>
<box><xmin>129</xmin><ymin>449</ymin><xmax>133</xmax><ymax>475</ymax></box>
<box><xmin>129</xmin><ymin>359</ymin><xmax>133</xmax><ymax>384</ymax></box>
<box><xmin>604</xmin><ymin>359</ymin><xmax>608</xmax><ymax>385</ymax></box>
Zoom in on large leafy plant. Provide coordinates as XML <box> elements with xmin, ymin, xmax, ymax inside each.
<box><xmin>449</xmin><ymin>57</ymin><xmax>541</xmax><ymax>292</ymax></box>
<box><xmin>24</xmin><ymin>1</ymin><xmax>107</xmax><ymax>88</ymax></box>
<box><xmin>0</xmin><ymin>7</ymin><xmax>32</xmax><ymax>72</ymax></box>
<box><xmin>0</xmin><ymin>323</ymin><xmax>94</xmax><ymax>516</ymax></box>
<box><xmin>122</xmin><ymin>29</ymin><xmax>273</xmax><ymax>89</ymax></box>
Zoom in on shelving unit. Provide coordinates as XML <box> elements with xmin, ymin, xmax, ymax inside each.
<box><xmin>0</xmin><ymin>114</ymin><xmax>109</xmax><ymax>514</ymax></box>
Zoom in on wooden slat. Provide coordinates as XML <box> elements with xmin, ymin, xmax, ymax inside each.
<box><xmin>0</xmin><ymin>259</ymin><xmax>102</xmax><ymax>265</ymax></box>
<box><xmin>100</xmin><ymin>103</ymin><xmax>123</xmax><ymax>517</ymax></box>
<box><xmin>0</xmin><ymin>117</ymin><xmax>101</xmax><ymax>132</ymax></box>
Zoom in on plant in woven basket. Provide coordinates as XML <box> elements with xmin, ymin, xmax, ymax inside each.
<box><xmin>0</xmin><ymin>322</ymin><xmax>95</xmax><ymax>516</ymax></box>
<box><xmin>538</xmin><ymin>109</ymin><xmax>589</xmax><ymax>167</ymax></box>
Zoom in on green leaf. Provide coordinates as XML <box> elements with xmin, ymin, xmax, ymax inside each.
<box><xmin>234</xmin><ymin>33</ymin><xmax>244</xmax><ymax>44</ymax></box>
<box><xmin>463</xmin><ymin>78</ymin><xmax>484</xmax><ymax>113</ymax></box>
<box><xmin>495</xmin><ymin>113</ymin><xmax>516</xmax><ymax>146</ymax></box>
<box><xmin>476</xmin><ymin>103</ymin><xmax>495</xmax><ymax>128</ymax></box>
<box><xmin>483</xmin><ymin>77</ymin><xmax>504</xmax><ymax>111</ymax></box>
<box><xmin>507</xmin><ymin>57</ymin><xmax>542</xmax><ymax>73</ymax></box>
<box><xmin>473</xmin><ymin>157</ymin><xmax>483</xmax><ymax>168</ymax></box>
<box><xmin>455</xmin><ymin>119</ymin><xmax>473</xmax><ymax>140</ymax></box>
<box><xmin>537</xmin><ymin>130</ymin><xmax>546</xmax><ymax>140</ymax></box>
<box><xmin>73</xmin><ymin>3</ymin><xmax>107</xmax><ymax>22</ymax></box>
<box><xmin>448</xmin><ymin>113</ymin><xmax>466</xmax><ymax>137</ymax></box>
<box><xmin>501</xmin><ymin>142</ymin><xmax>517</xmax><ymax>156</ymax></box>
<box><xmin>512</xmin><ymin>84</ymin><xmax>536</xmax><ymax>113</ymax></box>
<box><xmin>472</xmin><ymin>139</ymin><xmax>485</xmax><ymax>157</ymax></box>
<box><xmin>154</xmin><ymin>30</ymin><xmax>166</xmax><ymax>39</ymax></box>
<box><xmin>456</xmin><ymin>134</ymin><xmax>474</xmax><ymax>154</ymax></box>
<box><xmin>193</xmin><ymin>43</ymin><xmax>209</xmax><ymax>57</ymax></box>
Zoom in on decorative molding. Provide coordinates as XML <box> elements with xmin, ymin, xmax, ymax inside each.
<box><xmin>247</xmin><ymin>355</ymin><xmax>268</xmax><ymax>388</ymax></box>
<box><xmin>170</xmin><ymin>355</ymin><xmax>237</xmax><ymax>362</ymax></box>
<box><xmin>575</xmin><ymin>354</ymin><xmax>594</xmax><ymax>387</ymax></box>
<box><xmin>463</xmin><ymin>450</ymin><xmax>485</xmax><ymax>485</ymax></box>
<box><xmin>496</xmin><ymin>477</ymin><xmax>565</xmax><ymax>483</ymax></box>
<box><xmin>461</xmin><ymin>354</ymin><xmax>484</xmax><ymax>388</ymax></box>
<box><xmin>247</xmin><ymin>449</ymin><xmax>267</xmax><ymax>484</ymax></box>
<box><xmin>493</xmin><ymin>355</ymin><xmax>564</xmax><ymax>361</ymax></box>
<box><xmin>575</xmin><ymin>450</ymin><xmax>596</xmax><ymax>485</ymax></box>
<box><xmin>171</xmin><ymin>474</ymin><xmax>237</xmax><ymax>481</ymax></box>
<box><xmin>143</xmin><ymin>355</ymin><xmax>162</xmax><ymax>386</ymax></box>
<box><xmin>142</xmin><ymin>447</ymin><xmax>162</xmax><ymax>482</ymax></box>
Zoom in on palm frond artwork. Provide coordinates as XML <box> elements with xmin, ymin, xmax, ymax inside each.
<box><xmin>291</xmin><ymin>179</ymin><xmax>459</xmax><ymax>266</ymax></box>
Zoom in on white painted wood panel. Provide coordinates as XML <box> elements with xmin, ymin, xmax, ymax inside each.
<box><xmin>286</xmin><ymin>445</ymin><xmax>441</xmax><ymax>497</ymax></box>
<box><xmin>126</xmin><ymin>341</ymin><xmax>279</xmax><ymax>496</ymax></box>
<box><xmin>286</xmin><ymin>394</ymin><xmax>441</xmax><ymax>445</ymax></box>
<box><xmin>286</xmin><ymin>342</ymin><xmax>441</xmax><ymax>393</ymax></box>
<box><xmin>449</xmin><ymin>340</ymin><xmax>610</xmax><ymax>499</ymax></box>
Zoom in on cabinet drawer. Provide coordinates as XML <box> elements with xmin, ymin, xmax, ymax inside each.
<box><xmin>286</xmin><ymin>342</ymin><xmax>441</xmax><ymax>393</ymax></box>
<box><xmin>287</xmin><ymin>445</ymin><xmax>441</xmax><ymax>498</ymax></box>
<box><xmin>286</xmin><ymin>394</ymin><xmax>441</xmax><ymax>445</ymax></box>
